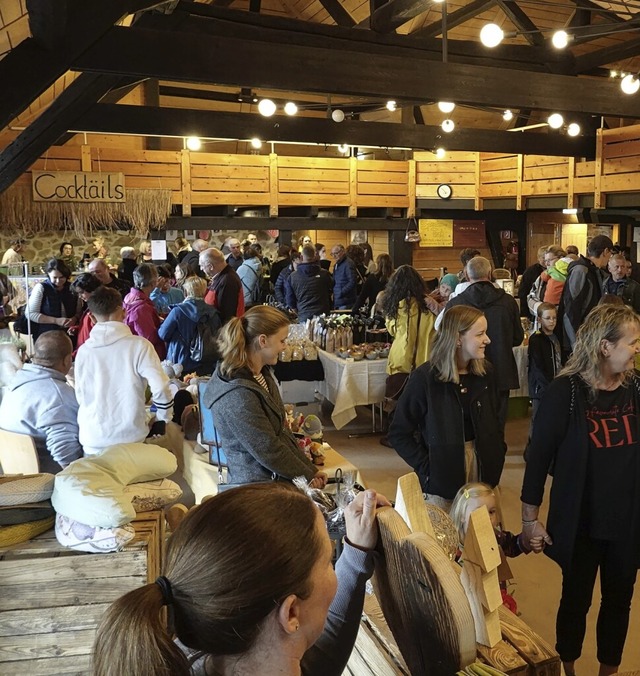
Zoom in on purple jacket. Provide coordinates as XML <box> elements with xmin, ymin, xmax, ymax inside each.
<box><xmin>123</xmin><ymin>288</ymin><xmax>166</xmax><ymax>360</ymax></box>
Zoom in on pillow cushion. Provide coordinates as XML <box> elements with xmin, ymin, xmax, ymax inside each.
<box><xmin>0</xmin><ymin>474</ymin><xmax>55</xmax><ymax>507</ymax></box>
<box><xmin>0</xmin><ymin>516</ymin><xmax>55</xmax><ymax>547</ymax></box>
<box><xmin>123</xmin><ymin>479</ymin><xmax>182</xmax><ymax>512</ymax></box>
<box><xmin>52</xmin><ymin>443</ymin><xmax>178</xmax><ymax>528</ymax></box>
<box><xmin>55</xmin><ymin>514</ymin><xmax>135</xmax><ymax>553</ymax></box>
<box><xmin>0</xmin><ymin>501</ymin><xmax>55</xmax><ymax>525</ymax></box>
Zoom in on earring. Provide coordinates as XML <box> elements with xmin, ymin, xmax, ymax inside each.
<box><xmin>295</xmin><ymin>623</ymin><xmax>300</xmax><ymax>632</ymax></box>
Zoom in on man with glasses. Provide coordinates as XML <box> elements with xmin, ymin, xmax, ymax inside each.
<box><xmin>527</xmin><ymin>246</ymin><xmax>566</xmax><ymax>322</ymax></box>
<box><xmin>603</xmin><ymin>253</ymin><xmax>640</xmax><ymax>312</ymax></box>
<box><xmin>331</xmin><ymin>244</ymin><xmax>357</xmax><ymax>310</ymax></box>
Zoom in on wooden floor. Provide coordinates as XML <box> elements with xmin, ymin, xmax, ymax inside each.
<box><xmin>326</xmin><ymin>406</ymin><xmax>640</xmax><ymax>676</ymax></box>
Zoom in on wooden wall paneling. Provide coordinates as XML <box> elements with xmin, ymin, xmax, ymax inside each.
<box><xmin>27</xmin><ymin>158</ymin><xmax>83</xmax><ymax>172</ymax></box>
<box><xmin>602</xmin><ymin>138</ymin><xmax>640</xmax><ymax>160</ymax></box>
<box><xmin>575</xmin><ymin>161</ymin><xmax>595</xmax><ymax>177</ymax></box>
<box><xmin>475</xmin><ymin>153</ymin><xmax>482</xmax><ymax>212</ymax></box>
<box><xmin>601</xmin><ymin>125</ymin><xmax>640</xmax><ymax>143</ymax></box>
<box><xmin>567</xmin><ymin>157</ymin><xmax>576</xmax><ymax>208</ymax></box>
<box><xmin>357</xmin><ymin>195</ymin><xmax>409</xmax><ymax>207</ymax></box>
<box><xmin>181</xmin><ymin>148</ymin><xmax>192</xmax><ymax>217</ymax></box>
<box><xmin>522</xmin><ymin>155</ymin><xmax>569</xmax><ymax>168</ymax></box>
<box><xmin>595</xmin><ymin>128</ymin><xmax>604</xmax><ymax>209</ymax></box>
<box><xmin>479</xmin><ymin>155</ymin><xmax>518</xmax><ymax>171</ymax></box>
<box><xmin>600</xmin><ymin>173</ymin><xmax>640</xmax><ymax>192</ymax></box>
<box><xmin>516</xmin><ymin>154</ymin><xmax>524</xmax><ymax>211</ymax></box>
<box><xmin>369</xmin><ymin>230</ymin><xmax>390</xmax><ymax>258</ymax></box>
<box><xmin>407</xmin><ymin>159</ymin><xmax>416</xmax><ymax>218</ymax></box>
<box><xmin>192</xmin><ymin>164</ymin><xmax>270</xmax><ymax>179</ymax></box>
<box><xmin>192</xmin><ymin>152</ymin><xmax>270</xmax><ymax>167</ymax></box>
<box><xmin>269</xmin><ymin>153</ymin><xmax>278</xmax><ymax>216</ymax></box>
<box><xmin>521</xmin><ymin>178</ymin><xmax>570</xmax><ymax>196</ymax></box>
<box><xmin>349</xmin><ymin>156</ymin><xmax>357</xmax><ymax>218</ymax></box>
<box><xmin>478</xmin><ymin>167</ymin><xmax>519</xmax><ymax>184</ymax></box>
<box><xmin>80</xmin><ymin>145</ymin><xmax>92</xmax><ymax>172</ymax></box>
<box><xmin>573</xmin><ymin>176</ymin><xmax>596</xmax><ymax>193</ymax></box>
<box><xmin>416</xmin><ymin>184</ymin><xmax>477</xmax><ymax>198</ymax></box>
<box><xmin>523</xmin><ymin>162</ymin><xmax>571</xmax><ymax>181</ymax></box>
<box><xmin>478</xmin><ymin>183</ymin><xmax>518</xmax><ymax>198</ymax></box>
<box><xmin>602</xmin><ymin>155</ymin><xmax>640</xmax><ymax>175</ymax></box>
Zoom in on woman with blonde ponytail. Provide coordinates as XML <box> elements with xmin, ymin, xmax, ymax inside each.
<box><xmin>93</xmin><ymin>483</ymin><xmax>390</xmax><ymax>676</ymax></box>
<box><xmin>202</xmin><ymin>305</ymin><xmax>327</xmax><ymax>488</ymax></box>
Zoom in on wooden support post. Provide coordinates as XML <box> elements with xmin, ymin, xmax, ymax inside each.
<box><xmin>594</xmin><ymin>128</ymin><xmax>604</xmax><ymax>209</ymax></box>
<box><xmin>474</xmin><ymin>153</ymin><xmax>483</xmax><ymax>211</ymax></box>
<box><xmin>80</xmin><ymin>145</ymin><xmax>92</xmax><ymax>172</ymax></box>
<box><xmin>567</xmin><ymin>156</ymin><xmax>577</xmax><ymax>208</ymax></box>
<box><xmin>269</xmin><ymin>152</ymin><xmax>279</xmax><ymax>217</ymax></box>
<box><xmin>407</xmin><ymin>159</ymin><xmax>416</xmax><ymax>218</ymax></box>
<box><xmin>516</xmin><ymin>154</ymin><xmax>524</xmax><ymax>211</ymax></box>
<box><xmin>181</xmin><ymin>149</ymin><xmax>192</xmax><ymax>217</ymax></box>
<box><xmin>349</xmin><ymin>156</ymin><xmax>358</xmax><ymax>218</ymax></box>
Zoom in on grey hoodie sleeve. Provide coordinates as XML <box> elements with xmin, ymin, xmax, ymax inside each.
<box><xmin>39</xmin><ymin>385</ymin><xmax>83</xmax><ymax>467</ymax></box>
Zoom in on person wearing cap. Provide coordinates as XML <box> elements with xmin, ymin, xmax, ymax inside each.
<box><xmin>2</xmin><ymin>238</ymin><xmax>26</xmax><ymax>265</ymax></box>
<box><xmin>426</xmin><ymin>273</ymin><xmax>459</xmax><ymax>316</ymax></box>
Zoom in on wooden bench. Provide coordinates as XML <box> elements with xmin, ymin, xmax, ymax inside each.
<box><xmin>0</xmin><ymin>510</ymin><xmax>164</xmax><ymax>675</ymax></box>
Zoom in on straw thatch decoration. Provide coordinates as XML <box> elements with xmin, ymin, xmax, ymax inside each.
<box><xmin>0</xmin><ymin>185</ymin><xmax>172</xmax><ymax>237</ymax></box>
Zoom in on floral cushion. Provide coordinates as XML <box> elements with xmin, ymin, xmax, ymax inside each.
<box><xmin>123</xmin><ymin>478</ymin><xmax>182</xmax><ymax>512</ymax></box>
<box><xmin>55</xmin><ymin>513</ymin><xmax>135</xmax><ymax>553</ymax></box>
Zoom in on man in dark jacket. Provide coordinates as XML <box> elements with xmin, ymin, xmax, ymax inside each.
<box><xmin>331</xmin><ymin>244</ymin><xmax>357</xmax><ymax>309</ymax></box>
<box><xmin>88</xmin><ymin>258</ymin><xmax>131</xmax><ymax>299</ymax></box>
<box><xmin>445</xmin><ymin>256</ymin><xmax>524</xmax><ymax>431</ymax></box>
<box><xmin>518</xmin><ymin>246</ymin><xmax>546</xmax><ymax>318</ymax></box>
<box><xmin>200</xmin><ymin>247</ymin><xmax>244</xmax><ymax>324</ymax></box>
<box><xmin>287</xmin><ymin>245</ymin><xmax>334</xmax><ymax>321</ymax></box>
<box><xmin>603</xmin><ymin>253</ymin><xmax>640</xmax><ymax>312</ymax></box>
<box><xmin>560</xmin><ymin>234</ymin><xmax>612</xmax><ymax>352</ymax></box>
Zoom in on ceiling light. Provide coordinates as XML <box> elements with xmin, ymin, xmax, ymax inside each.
<box><xmin>433</xmin><ymin>0</ymin><xmax>445</xmax><ymax>4</ymax></box>
<box><xmin>621</xmin><ymin>73</ymin><xmax>640</xmax><ymax>95</ymax></box>
<box><xmin>284</xmin><ymin>102</ymin><xmax>298</xmax><ymax>116</ymax></box>
<box><xmin>480</xmin><ymin>23</ymin><xmax>504</xmax><ymax>48</ymax></box>
<box><xmin>610</xmin><ymin>70</ymin><xmax>618</xmax><ymax>78</ymax></box>
<box><xmin>551</xmin><ymin>30</ymin><xmax>569</xmax><ymax>49</ymax></box>
<box><xmin>257</xmin><ymin>99</ymin><xmax>277</xmax><ymax>117</ymax></box>
<box><xmin>503</xmin><ymin>109</ymin><xmax>513</xmax><ymax>121</ymax></box>
<box><xmin>331</xmin><ymin>109</ymin><xmax>345</xmax><ymax>122</ymax></box>
<box><xmin>547</xmin><ymin>113</ymin><xmax>564</xmax><ymax>129</ymax></box>
<box><xmin>386</xmin><ymin>100</ymin><xmax>397</xmax><ymax>111</ymax></box>
<box><xmin>567</xmin><ymin>122</ymin><xmax>581</xmax><ymax>137</ymax></box>
<box><xmin>563</xmin><ymin>208</ymin><xmax>578</xmax><ymax>214</ymax></box>
<box><xmin>437</xmin><ymin>101</ymin><xmax>455</xmax><ymax>114</ymax></box>
<box><xmin>441</xmin><ymin>119</ymin><xmax>455</xmax><ymax>133</ymax></box>
<box><xmin>250</xmin><ymin>137</ymin><xmax>262</xmax><ymax>149</ymax></box>
<box><xmin>435</xmin><ymin>147</ymin><xmax>446</xmax><ymax>158</ymax></box>
<box><xmin>337</xmin><ymin>144</ymin><xmax>350</xmax><ymax>154</ymax></box>
<box><xmin>185</xmin><ymin>136</ymin><xmax>201</xmax><ymax>151</ymax></box>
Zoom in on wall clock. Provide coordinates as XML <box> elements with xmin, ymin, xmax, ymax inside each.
<box><xmin>437</xmin><ymin>183</ymin><xmax>453</xmax><ymax>200</ymax></box>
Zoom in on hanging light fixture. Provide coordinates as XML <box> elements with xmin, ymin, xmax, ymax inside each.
<box><xmin>435</xmin><ymin>147</ymin><xmax>446</xmax><ymax>158</ymax></box>
<box><xmin>250</xmin><ymin>137</ymin><xmax>263</xmax><ymax>149</ymax></box>
<box><xmin>441</xmin><ymin>119</ymin><xmax>455</xmax><ymax>133</ymax></box>
<box><xmin>284</xmin><ymin>102</ymin><xmax>298</xmax><ymax>116</ymax></box>
<box><xmin>567</xmin><ymin>123</ymin><xmax>581</xmax><ymax>137</ymax></box>
<box><xmin>386</xmin><ymin>100</ymin><xmax>397</xmax><ymax>111</ymax></box>
<box><xmin>480</xmin><ymin>23</ymin><xmax>504</xmax><ymax>48</ymax></box>
<box><xmin>551</xmin><ymin>30</ymin><xmax>569</xmax><ymax>49</ymax></box>
<box><xmin>331</xmin><ymin>109</ymin><xmax>345</xmax><ymax>122</ymax></box>
<box><xmin>437</xmin><ymin>101</ymin><xmax>455</xmax><ymax>114</ymax></box>
<box><xmin>257</xmin><ymin>99</ymin><xmax>277</xmax><ymax>117</ymax></box>
<box><xmin>185</xmin><ymin>136</ymin><xmax>201</xmax><ymax>151</ymax></box>
<box><xmin>621</xmin><ymin>74</ymin><xmax>640</xmax><ymax>95</ymax></box>
<box><xmin>503</xmin><ymin>110</ymin><xmax>513</xmax><ymax>121</ymax></box>
<box><xmin>337</xmin><ymin>144</ymin><xmax>350</xmax><ymax>154</ymax></box>
<box><xmin>547</xmin><ymin>113</ymin><xmax>564</xmax><ymax>129</ymax></box>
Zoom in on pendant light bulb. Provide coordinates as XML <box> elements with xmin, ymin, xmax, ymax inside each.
<box><xmin>386</xmin><ymin>100</ymin><xmax>397</xmax><ymax>111</ymax></box>
<box><xmin>567</xmin><ymin>123</ymin><xmax>581</xmax><ymax>137</ymax></box>
<box><xmin>503</xmin><ymin>109</ymin><xmax>513</xmax><ymax>121</ymax></box>
<box><xmin>435</xmin><ymin>147</ymin><xmax>446</xmax><ymax>158</ymax></box>
<box><xmin>437</xmin><ymin>101</ymin><xmax>455</xmax><ymax>114</ymax></box>
<box><xmin>621</xmin><ymin>74</ymin><xmax>640</xmax><ymax>95</ymax></box>
<box><xmin>480</xmin><ymin>23</ymin><xmax>504</xmax><ymax>48</ymax></box>
<box><xmin>250</xmin><ymin>137</ymin><xmax>263</xmax><ymax>149</ymax></box>
<box><xmin>257</xmin><ymin>99</ymin><xmax>277</xmax><ymax>117</ymax></box>
<box><xmin>284</xmin><ymin>102</ymin><xmax>298</xmax><ymax>116</ymax></box>
<box><xmin>441</xmin><ymin>119</ymin><xmax>455</xmax><ymax>133</ymax></box>
<box><xmin>551</xmin><ymin>30</ymin><xmax>569</xmax><ymax>49</ymax></box>
<box><xmin>331</xmin><ymin>109</ymin><xmax>345</xmax><ymax>122</ymax></box>
<box><xmin>547</xmin><ymin>113</ymin><xmax>564</xmax><ymax>129</ymax></box>
<box><xmin>337</xmin><ymin>144</ymin><xmax>350</xmax><ymax>154</ymax></box>
<box><xmin>186</xmin><ymin>136</ymin><xmax>201</xmax><ymax>151</ymax></box>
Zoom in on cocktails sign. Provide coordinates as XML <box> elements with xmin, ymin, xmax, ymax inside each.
<box><xmin>32</xmin><ymin>171</ymin><xmax>126</xmax><ymax>203</ymax></box>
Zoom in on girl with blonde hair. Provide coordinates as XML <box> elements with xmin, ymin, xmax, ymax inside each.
<box><xmin>203</xmin><ymin>306</ymin><xmax>326</xmax><ymax>488</ymax></box>
<box><xmin>389</xmin><ymin>305</ymin><xmax>506</xmax><ymax>511</ymax></box>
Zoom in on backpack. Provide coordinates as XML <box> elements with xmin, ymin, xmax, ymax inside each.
<box><xmin>189</xmin><ymin>315</ymin><xmax>220</xmax><ymax>364</ymax></box>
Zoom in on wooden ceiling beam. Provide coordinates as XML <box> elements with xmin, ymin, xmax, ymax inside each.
<box><xmin>573</xmin><ymin>0</ymin><xmax>624</xmax><ymax>24</ymax></box>
<box><xmin>495</xmin><ymin>0</ymin><xmax>545</xmax><ymax>47</ymax></box>
<box><xmin>574</xmin><ymin>36</ymin><xmax>640</xmax><ymax>72</ymax></box>
<box><xmin>316</xmin><ymin>0</ymin><xmax>356</xmax><ymax>26</ymax></box>
<box><xmin>570</xmin><ymin>15</ymin><xmax>640</xmax><ymax>46</ymax></box>
<box><xmin>0</xmin><ymin>73</ymin><xmax>123</xmax><ymax>194</ymax></box>
<box><xmin>74</xmin><ymin>25</ymin><xmax>640</xmax><ymax>118</ymax></box>
<box><xmin>73</xmin><ymin>103</ymin><xmax>595</xmax><ymax>157</ymax></box>
<box><xmin>411</xmin><ymin>0</ymin><xmax>496</xmax><ymax>39</ymax></box>
<box><xmin>369</xmin><ymin>0</ymin><xmax>434</xmax><ymax>33</ymax></box>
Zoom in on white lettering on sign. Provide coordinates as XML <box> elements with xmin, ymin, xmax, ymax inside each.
<box><xmin>32</xmin><ymin>172</ymin><xmax>126</xmax><ymax>203</ymax></box>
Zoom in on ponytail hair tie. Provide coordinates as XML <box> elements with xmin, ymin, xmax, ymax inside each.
<box><xmin>463</xmin><ymin>489</ymin><xmax>470</xmax><ymax>499</ymax></box>
<box><xmin>155</xmin><ymin>576</ymin><xmax>174</xmax><ymax>606</ymax></box>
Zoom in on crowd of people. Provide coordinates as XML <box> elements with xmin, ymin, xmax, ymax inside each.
<box><xmin>2</xmin><ymin>230</ymin><xmax>640</xmax><ymax>675</ymax></box>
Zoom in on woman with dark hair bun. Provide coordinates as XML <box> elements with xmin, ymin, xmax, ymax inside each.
<box><xmin>352</xmin><ymin>253</ymin><xmax>394</xmax><ymax>315</ymax></box>
<box><xmin>93</xmin><ymin>483</ymin><xmax>389</xmax><ymax>676</ymax></box>
<box><xmin>70</xmin><ymin>272</ymin><xmax>103</xmax><ymax>350</ymax></box>
<box><xmin>26</xmin><ymin>258</ymin><xmax>81</xmax><ymax>339</ymax></box>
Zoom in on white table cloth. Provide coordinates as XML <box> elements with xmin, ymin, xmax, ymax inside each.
<box><xmin>317</xmin><ymin>349</ymin><xmax>388</xmax><ymax>430</ymax></box>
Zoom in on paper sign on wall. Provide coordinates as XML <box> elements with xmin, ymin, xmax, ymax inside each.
<box><xmin>418</xmin><ymin>219</ymin><xmax>454</xmax><ymax>247</ymax></box>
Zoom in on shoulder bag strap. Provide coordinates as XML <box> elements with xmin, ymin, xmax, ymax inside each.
<box><xmin>410</xmin><ymin>306</ymin><xmax>422</xmax><ymax>371</ymax></box>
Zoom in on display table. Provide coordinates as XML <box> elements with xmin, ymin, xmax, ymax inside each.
<box><xmin>317</xmin><ymin>349</ymin><xmax>388</xmax><ymax>430</ymax></box>
<box><xmin>180</xmin><ymin>439</ymin><xmax>361</xmax><ymax>503</ymax></box>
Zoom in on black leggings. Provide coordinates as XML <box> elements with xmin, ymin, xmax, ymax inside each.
<box><xmin>556</xmin><ymin>533</ymin><xmax>638</xmax><ymax>666</ymax></box>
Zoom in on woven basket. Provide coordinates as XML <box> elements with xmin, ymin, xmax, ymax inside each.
<box><xmin>0</xmin><ymin>516</ymin><xmax>54</xmax><ymax>547</ymax></box>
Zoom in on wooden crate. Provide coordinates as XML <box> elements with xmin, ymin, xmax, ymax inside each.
<box><xmin>0</xmin><ymin>510</ymin><xmax>164</xmax><ymax>675</ymax></box>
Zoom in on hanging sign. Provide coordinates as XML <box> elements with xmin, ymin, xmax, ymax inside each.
<box><xmin>418</xmin><ymin>219</ymin><xmax>454</xmax><ymax>247</ymax></box>
<box><xmin>32</xmin><ymin>171</ymin><xmax>126</xmax><ymax>203</ymax></box>
<box><xmin>454</xmin><ymin>220</ymin><xmax>486</xmax><ymax>248</ymax></box>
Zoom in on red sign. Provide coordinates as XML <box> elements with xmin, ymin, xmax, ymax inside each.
<box><xmin>453</xmin><ymin>220</ymin><xmax>486</xmax><ymax>248</ymax></box>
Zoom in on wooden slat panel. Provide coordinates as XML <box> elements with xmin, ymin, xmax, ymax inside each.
<box><xmin>124</xmin><ymin>177</ymin><xmax>181</xmax><ymax>190</ymax></box>
<box><xmin>479</xmin><ymin>157</ymin><xmax>517</xmax><ymax>171</ymax></box>
<box><xmin>0</xmin><ymin>577</ymin><xmax>145</xmax><ymax>611</ymax></box>
<box><xmin>601</xmin><ymin>156</ymin><xmax>640</xmax><ymax>175</ymax></box>
<box><xmin>523</xmin><ymin>155</ymin><xmax>568</xmax><ymax>168</ymax></box>
<box><xmin>192</xmin><ymin>165</ymin><xmax>269</xmax><ymax>179</ymax></box>
<box><xmin>416</xmin><ymin>162</ymin><xmax>475</xmax><ymax>173</ymax></box>
<box><xmin>416</xmin><ymin>184</ymin><xmax>476</xmax><ymax>198</ymax></box>
<box><xmin>357</xmin><ymin>183</ymin><xmax>407</xmax><ymax>195</ymax></box>
<box><xmin>355</xmin><ymin>159</ymin><xmax>409</xmax><ymax>171</ymax></box>
<box><xmin>0</xmin><ymin>604</ymin><xmax>110</xmax><ymax>638</ymax></box>
<box><xmin>90</xmin><ymin>161</ymin><xmax>180</xmax><ymax>177</ymax></box>
<box><xmin>191</xmin><ymin>178</ymin><xmax>270</xmax><ymax>192</ymax></box>
<box><xmin>356</xmin><ymin>195</ymin><xmax>408</xmax><ymax>206</ymax></box>
<box><xmin>601</xmin><ymin>126</ymin><xmax>640</xmax><ymax>143</ymax></box>
<box><xmin>0</xmin><ymin>551</ymin><xmax>146</xmax><ymax>585</ymax></box>
<box><xmin>0</xmin><ymin>628</ymin><xmax>95</xmax><ymax>662</ymax></box>
<box><xmin>278</xmin><ymin>167</ymin><xmax>348</xmax><ymax>181</ymax></box>
<box><xmin>190</xmin><ymin>192</ymin><xmax>269</xmax><ymax>205</ymax></box>
<box><xmin>478</xmin><ymin>183</ymin><xmax>518</xmax><ymax>197</ymax></box>
<box><xmin>357</xmin><ymin>170</ymin><xmax>408</xmax><ymax>184</ymax></box>
<box><xmin>414</xmin><ymin>151</ymin><xmax>476</xmax><ymax>161</ymax></box>
<box><xmin>279</xmin><ymin>180</ymin><xmax>349</xmax><ymax>193</ymax></box>
<box><xmin>278</xmin><ymin>193</ymin><xmax>351</xmax><ymax>206</ymax></box>
<box><xmin>27</xmin><ymin>159</ymin><xmax>83</xmax><ymax>172</ymax></box>
<box><xmin>0</xmin><ymin>653</ymin><xmax>92</xmax><ymax>675</ymax></box>
<box><xmin>277</xmin><ymin>156</ymin><xmax>349</xmax><ymax>169</ymax></box>
<box><xmin>600</xmin><ymin>173</ymin><xmax>640</xmax><ymax>192</ymax></box>
<box><xmin>416</xmin><ymin>172</ymin><xmax>476</xmax><ymax>184</ymax></box>
<box><xmin>93</xmin><ymin>148</ymin><xmax>180</xmax><ymax>163</ymax></box>
<box><xmin>521</xmin><ymin>178</ymin><xmax>569</xmax><ymax>195</ymax></box>
<box><xmin>189</xmin><ymin>153</ymin><xmax>269</xmax><ymax>167</ymax></box>
<box><xmin>479</xmin><ymin>168</ymin><xmax>518</xmax><ymax>183</ymax></box>
<box><xmin>30</xmin><ymin>147</ymin><xmax>82</xmax><ymax>161</ymax></box>
<box><xmin>575</xmin><ymin>161</ymin><xmax>595</xmax><ymax>177</ymax></box>
<box><xmin>573</xmin><ymin>177</ymin><xmax>596</xmax><ymax>193</ymax></box>
<box><xmin>602</xmin><ymin>138</ymin><xmax>640</xmax><ymax>160</ymax></box>
<box><xmin>523</xmin><ymin>164</ymin><xmax>570</xmax><ymax>180</ymax></box>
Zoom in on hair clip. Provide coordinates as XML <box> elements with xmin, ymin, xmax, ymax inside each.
<box><xmin>464</xmin><ymin>489</ymin><xmax>470</xmax><ymax>499</ymax></box>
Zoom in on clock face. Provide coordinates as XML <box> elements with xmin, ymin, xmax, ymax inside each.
<box><xmin>437</xmin><ymin>183</ymin><xmax>452</xmax><ymax>199</ymax></box>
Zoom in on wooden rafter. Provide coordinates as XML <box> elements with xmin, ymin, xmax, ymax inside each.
<box><xmin>573</xmin><ymin>0</ymin><xmax>624</xmax><ymax>23</ymax></box>
<box><xmin>411</xmin><ymin>0</ymin><xmax>497</xmax><ymax>38</ymax></box>
<box><xmin>574</xmin><ymin>36</ymin><xmax>640</xmax><ymax>72</ymax></box>
<box><xmin>316</xmin><ymin>0</ymin><xmax>355</xmax><ymax>26</ymax></box>
<box><xmin>570</xmin><ymin>15</ymin><xmax>640</xmax><ymax>46</ymax></box>
<box><xmin>73</xmin><ymin>103</ymin><xmax>596</xmax><ymax>156</ymax></box>
<box><xmin>495</xmin><ymin>0</ymin><xmax>545</xmax><ymax>47</ymax></box>
<box><xmin>369</xmin><ymin>0</ymin><xmax>435</xmax><ymax>33</ymax></box>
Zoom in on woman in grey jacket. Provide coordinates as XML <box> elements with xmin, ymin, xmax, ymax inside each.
<box><xmin>203</xmin><ymin>305</ymin><xmax>327</xmax><ymax>488</ymax></box>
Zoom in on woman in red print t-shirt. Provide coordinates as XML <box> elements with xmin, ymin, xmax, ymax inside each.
<box><xmin>521</xmin><ymin>304</ymin><xmax>640</xmax><ymax>676</ymax></box>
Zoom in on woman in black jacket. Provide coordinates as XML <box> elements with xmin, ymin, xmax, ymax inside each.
<box><xmin>521</xmin><ymin>304</ymin><xmax>640</xmax><ymax>676</ymax></box>
<box><xmin>388</xmin><ymin>304</ymin><xmax>505</xmax><ymax>511</ymax></box>
<box><xmin>352</xmin><ymin>254</ymin><xmax>393</xmax><ymax>315</ymax></box>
